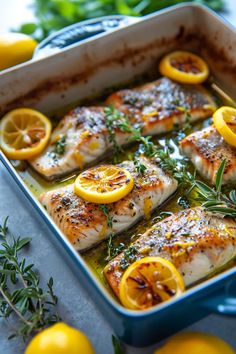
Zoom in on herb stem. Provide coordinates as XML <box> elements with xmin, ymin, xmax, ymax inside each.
<box><xmin>0</xmin><ymin>286</ymin><xmax>33</xmax><ymax>327</ymax></box>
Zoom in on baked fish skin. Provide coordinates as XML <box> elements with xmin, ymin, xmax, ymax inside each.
<box><xmin>30</xmin><ymin>78</ymin><xmax>216</xmax><ymax>180</ymax></box>
<box><xmin>39</xmin><ymin>157</ymin><xmax>177</xmax><ymax>251</ymax></box>
<box><xmin>180</xmin><ymin>125</ymin><xmax>236</xmax><ymax>184</ymax></box>
<box><xmin>104</xmin><ymin>207</ymin><xmax>236</xmax><ymax>297</ymax></box>
<box><xmin>106</xmin><ymin>77</ymin><xmax>217</xmax><ymax>136</ymax></box>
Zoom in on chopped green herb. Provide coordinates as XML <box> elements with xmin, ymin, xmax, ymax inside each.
<box><xmin>182</xmin><ymin>233</ymin><xmax>191</xmax><ymax>237</ymax></box>
<box><xmin>178</xmin><ymin>195</ymin><xmax>190</xmax><ymax>209</ymax></box>
<box><xmin>134</xmin><ymin>158</ymin><xmax>147</xmax><ymax>174</ymax></box>
<box><xmin>54</xmin><ymin>135</ymin><xmax>66</xmax><ymax>156</ymax></box>
<box><xmin>119</xmin><ymin>246</ymin><xmax>138</xmax><ymax>270</ymax></box>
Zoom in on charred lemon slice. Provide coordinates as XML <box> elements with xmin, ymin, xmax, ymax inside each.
<box><xmin>213</xmin><ymin>106</ymin><xmax>236</xmax><ymax>148</ymax></box>
<box><xmin>74</xmin><ymin>165</ymin><xmax>134</xmax><ymax>204</ymax></box>
<box><xmin>159</xmin><ymin>51</ymin><xmax>209</xmax><ymax>84</ymax></box>
<box><xmin>120</xmin><ymin>256</ymin><xmax>185</xmax><ymax>310</ymax></box>
<box><xmin>0</xmin><ymin>108</ymin><xmax>52</xmax><ymax>160</ymax></box>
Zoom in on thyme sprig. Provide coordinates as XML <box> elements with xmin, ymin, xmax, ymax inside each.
<box><xmin>103</xmin><ymin>105</ymin><xmax>192</xmax><ymax>185</ymax></box>
<box><xmin>99</xmin><ymin>204</ymin><xmax>125</xmax><ymax>261</ymax></box>
<box><xmin>173</xmin><ymin>106</ymin><xmax>192</xmax><ymax>143</ymax></box>
<box><xmin>106</xmin><ymin>233</ymin><xmax>125</xmax><ymax>262</ymax></box>
<box><xmin>0</xmin><ymin>218</ymin><xmax>60</xmax><ymax>340</ymax></box>
<box><xmin>99</xmin><ymin>205</ymin><xmax>113</xmax><ymax>229</ymax></box>
<box><xmin>194</xmin><ymin>159</ymin><xmax>236</xmax><ymax>218</ymax></box>
<box><xmin>104</xmin><ymin>106</ymin><xmax>126</xmax><ymax>163</ymax></box>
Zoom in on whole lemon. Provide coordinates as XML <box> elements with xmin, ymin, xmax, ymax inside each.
<box><xmin>0</xmin><ymin>33</ymin><xmax>37</xmax><ymax>71</ymax></box>
<box><xmin>154</xmin><ymin>332</ymin><xmax>235</xmax><ymax>354</ymax></box>
<box><xmin>25</xmin><ymin>322</ymin><xmax>95</xmax><ymax>354</ymax></box>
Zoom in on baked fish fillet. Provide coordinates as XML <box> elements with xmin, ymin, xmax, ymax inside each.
<box><xmin>39</xmin><ymin>157</ymin><xmax>177</xmax><ymax>251</ymax></box>
<box><xmin>180</xmin><ymin>125</ymin><xmax>236</xmax><ymax>184</ymax></box>
<box><xmin>106</xmin><ymin>77</ymin><xmax>216</xmax><ymax>136</ymax></box>
<box><xmin>104</xmin><ymin>207</ymin><xmax>236</xmax><ymax>297</ymax></box>
<box><xmin>29</xmin><ymin>77</ymin><xmax>216</xmax><ymax>180</ymax></box>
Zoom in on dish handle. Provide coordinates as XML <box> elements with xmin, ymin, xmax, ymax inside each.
<box><xmin>34</xmin><ymin>15</ymin><xmax>140</xmax><ymax>58</ymax></box>
<box><xmin>201</xmin><ymin>278</ymin><xmax>236</xmax><ymax>316</ymax></box>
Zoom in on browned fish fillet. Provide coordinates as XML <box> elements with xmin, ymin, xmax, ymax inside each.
<box><xmin>29</xmin><ymin>77</ymin><xmax>216</xmax><ymax>180</ymax></box>
<box><xmin>39</xmin><ymin>157</ymin><xmax>177</xmax><ymax>251</ymax></box>
<box><xmin>106</xmin><ymin>77</ymin><xmax>216</xmax><ymax>135</ymax></box>
<box><xmin>104</xmin><ymin>207</ymin><xmax>236</xmax><ymax>297</ymax></box>
<box><xmin>180</xmin><ymin>125</ymin><xmax>236</xmax><ymax>184</ymax></box>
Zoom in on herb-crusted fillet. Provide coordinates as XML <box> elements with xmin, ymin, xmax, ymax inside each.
<box><xmin>29</xmin><ymin>77</ymin><xmax>216</xmax><ymax>180</ymax></box>
<box><xmin>39</xmin><ymin>157</ymin><xmax>177</xmax><ymax>251</ymax></box>
<box><xmin>104</xmin><ymin>207</ymin><xmax>236</xmax><ymax>297</ymax></box>
<box><xmin>106</xmin><ymin>77</ymin><xmax>216</xmax><ymax>136</ymax></box>
<box><xmin>180</xmin><ymin>125</ymin><xmax>236</xmax><ymax>184</ymax></box>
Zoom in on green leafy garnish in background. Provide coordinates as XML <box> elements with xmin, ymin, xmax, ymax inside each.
<box><xmin>18</xmin><ymin>0</ymin><xmax>225</xmax><ymax>42</ymax></box>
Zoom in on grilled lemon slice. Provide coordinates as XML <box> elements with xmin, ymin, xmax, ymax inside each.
<box><xmin>213</xmin><ymin>106</ymin><xmax>236</xmax><ymax>148</ymax></box>
<box><xmin>0</xmin><ymin>108</ymin><xmax>52</xmax><ymax>160</ymax></box>
<box><xmin>120</xmin><ymin>256</ymin><xmax>185</xmax><ymax>310</ymax></box>
<box><xmin>159</xmin><ymin>51</ymin><xmax>209</xmax><ymax>84</ymax></box>
<box><xmin>74</xmin><ymin>165</ymin><xmax>134</xmax><ymax>204</ymax></box>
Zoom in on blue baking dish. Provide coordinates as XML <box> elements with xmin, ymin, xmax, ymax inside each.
<box><xmin>0</xmin><ymin>3</ymin><xmax>236</xmax><ymax>347</ymax></box>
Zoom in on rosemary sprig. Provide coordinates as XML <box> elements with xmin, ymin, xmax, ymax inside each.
<box><xmin>0</xmin><ymin>218</ymin><xmax>60</xmax><ymax>340</ymax></box>
<box><xmin>194</xmin><ymin>159</ymin><xmax>236</xmax><ymax>218</ymax></box>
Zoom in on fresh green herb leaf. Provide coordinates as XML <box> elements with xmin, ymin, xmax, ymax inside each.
<box><xmin>99</xmin><ymin>205</ymin><xmax>113</xmax><ymax>229</ymax></box>
<box><xmin>194</xmin><ymin>160</ymin><xmax>236</xmax><ymax>219</ymax></box>
<box><xmin>103</xmin><ymin>106</ymin><xmax>193</xmax><ymax>187</ymax></box>
<box><xmin>119</xmin><ymin>246</ymin><xmax>138</xmax><ymax>270</ymax></box>
<box><xmin>16</xmin><ymin>0</ymin><xmax>225</xmax><ymax>42</ymax></box>
<box><xmin>215</xmin><ymin>158</ymin><xmax>227</xmax><ymax>194</ymax></box>
<box><xmin>178</xmin><ymin>195</ymin><xmax>190</xmax><ymax>209</ymax></box>
<box><xmin>0</xmin><ymin>217</ymin><xmax>60</xmax><ymax>340</ymax></box>
<box><xmin>173</xmin><ymin>107</ymin><xmax>192</xmax><ymax>143</ymax></box>
<box><xmin>104</xmin><ymin>106</ymin><xmax>126</xmax><ymax>163</ymax></box>
<box><xmin>106</xmin><ymin>233</ymin><xmax>125</xmax><ymax>261</ymax></box>
<box><xmin>133</xmin><ymin>158</ymin><xmax>147</xmax><ymax>174</ymax></box>
<box><xmin>54</xmin><ymin>135</ymin><xmax>66</xmax><ymax>156</ymax></box>
<box><xmin>112</xmin><ymin>335</ymin><xmax>125</xmax><ymax>354</ymax></box>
